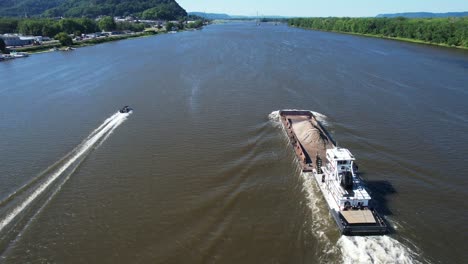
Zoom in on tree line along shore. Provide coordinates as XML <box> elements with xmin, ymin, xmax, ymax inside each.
<box><xmin>0</xmin><ymin>16</ymin><xmax>205</xmax><ymax>54</ymax></box>
<box><xmin>288</xmin><ymin>17</ymin><xmax>468</xmax><ymax>49</ymax></box>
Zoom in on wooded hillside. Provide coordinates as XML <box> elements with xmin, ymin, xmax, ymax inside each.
<box><xmin>0</xmin><ymin>0</ymin><xmax>187</xmax><ymax>19</ymax></box>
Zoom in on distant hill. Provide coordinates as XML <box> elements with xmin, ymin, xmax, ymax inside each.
<box><xmin>188</xmin><ymin>12</ymin><xmax>232</xmax><ymax>20</ymax></box>
<box><xmin>376</xmin><ymin>12</ymin><xmax>468</xmax><ymax>18</ymax></box>
<box><xmin>0</xmin><ymin>0</ymin><xmax>187</xmax><ymax>19</ymax></box>
<box><xmin>189</xmin><ymin>12</ymin><xmax>289</xmax><ymax>20</ymax></box>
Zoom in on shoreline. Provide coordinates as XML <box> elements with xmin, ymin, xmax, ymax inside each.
<box><xmin>291</xmin><ymin>26</ymin><xmax>468</xmax><ymax>50</ymax></box>
<box><xmin>9</xmin><ymin>27</ymin><xmax>205</xmax><ymax>55</ymax></box>
<box><xmin>12</xmin><ymin>31</ymin><xmax>155</xmax><ymax>54</ymax></box>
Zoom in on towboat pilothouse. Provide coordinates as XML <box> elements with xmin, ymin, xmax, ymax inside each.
<box><xmin>279</xmin><ymin>110</ymin><xmax>387</xmax><ymax>235</ymax></box>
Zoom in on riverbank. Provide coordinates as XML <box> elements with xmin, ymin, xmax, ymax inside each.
<box><xmin>13</xmin><ymin>31</ymin><xmax>154</xmax><ymax>54</ymax></box>
<box><xmin>288</xmin><ymin>17</ymin><xmax>468</xmax><ymax>50</ymax></box>
<box><xmin>335</xmin><ymin>30</ymin><xmax>468</xmax><ymax>50</ymax></box>
<box><xmin>6</xmin><ymin>26</ymin><xmax>205</xmax><ymax>56</ymax></box>
<box><xmin>292</xmin><ymin>26</ymin><xmax>468</xmax><ymax>50</ymax></box>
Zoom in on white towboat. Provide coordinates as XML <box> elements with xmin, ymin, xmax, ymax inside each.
<box><xmin>279</xmin><ymin>110</ymin><xmax>387</xmax><ymax>235</ymax></box>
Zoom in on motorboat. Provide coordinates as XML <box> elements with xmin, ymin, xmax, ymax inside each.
<box><xmin>119</xmin><ymin>106</ymin><xmax>132</xmax><ymax>113</ymax></box>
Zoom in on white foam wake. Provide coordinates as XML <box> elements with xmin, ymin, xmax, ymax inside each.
<box><xmin>338</xmin><ymin>235</ymin><xmax>421</xmax><ymax>264</ymax></box>
<box><xmin>0</xmin><ymin>112</ymin><xmax>129</xmax><ymax>232</ymax></box>
<box><xmin>268</xmin><ymin>110</ymin><xmax>281</xmax><ymax>123</ymax></box>
<box><xmin>310</xmin><ymin>111</ymin><xmax>329</xmax><ymax>127</ymax></box>
<box><xmin>301</xmin><ymin>171</ymin><xmax>338</xmax><ymax>260</ymax></box>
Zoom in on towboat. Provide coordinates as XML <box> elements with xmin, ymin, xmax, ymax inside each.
<box><xmin>279</xmin><ymin>110</ymin><xmax>387</xmax><ymax>236</ymax></box>
<box><xmin>119</xmin><ymin>106</ymin><xmax>132</xmax><ymax>113</ymax></box>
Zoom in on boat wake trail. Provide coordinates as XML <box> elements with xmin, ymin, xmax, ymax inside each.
<box><xmin>0</xmin><ymin>111</ymin><xmax>130</xmax><ymax>254</ymax></box>
<box><xmin>301</xmin><ymin>171</ymin><xmax>339</xmax><ymax>262</ymax></box>
<box><xmin>338</xmin><ymin>235</ymin><xmax>421</xmax><ymax>264</ymax></box>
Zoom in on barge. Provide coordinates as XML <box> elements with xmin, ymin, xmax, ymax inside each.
<box><xmin>279</xmin><ymin>110</ymin><xmax>387</xmax><ymax>236</ymax></box>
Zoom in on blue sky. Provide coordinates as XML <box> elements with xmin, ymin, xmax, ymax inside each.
<box><xmin>176</xmin><ymin>0</ymin><xmax>468</xmax><ymax>17</ymax></box>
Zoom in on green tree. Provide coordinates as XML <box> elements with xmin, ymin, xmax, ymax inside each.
<box><xmin>98</xmin><ymin>16</ymin><xmax>116</xmax><ymax>31</ymax></box>
<box><xmin>18</xmin><ymin>19</ymin><xmax>45</xmax><ymax>35</ymax></box>
<box><xmin>116</xmin><ymin>21</ymin><xmax>146</xmax><ymax>32</ymax></box>
<box><xmin>42</xmin><ymin>21</ymin><xmax>61</xmax><ymax>38</ymax></box>
<box><xmin>165</xmin><ymin>22</ymin><xmax>175</xmax><ymax>31</ymax></box>
<box><xmin>142</xmin><ymin>8</ymin><xmax>158</xmax><ymax>20</ymax></box>
<box><xmin>79</xmin><ymin>18</ymin><xmax>99</xmax><ymax>33</ymax></box>
<box><xmin>141</xmin><ymin>5</ymin><xmax>182</xmax><ymax>20</ymax></box>
<box><xmin>55</xmin><ymin>32</ymin><xmax>73</xmax><ymax>46</ymax></box>
<box><xmin>0</xmin><ymin>18</ymin><xmax>19</xmax><ymax>34</ymax></box>
<box><xmin>59</xmin><ymin>18</ymin><xmax>84</xmax><ymax>34</ymax></box>
<box><xmin>186</xmin><ymin>20</ymin><xmax>203</xmax><ymax>29</ymax></box>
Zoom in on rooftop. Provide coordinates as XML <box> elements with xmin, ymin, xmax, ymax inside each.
<box><xmin>327</xmin><ymin>147</ymin><xmax>355</xmax><ymax>161</ymax></box>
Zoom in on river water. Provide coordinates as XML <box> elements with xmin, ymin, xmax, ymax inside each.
<box><xmin>0</xmin><ymin>22</ymin><xmax>467</xmax><ymax>263</ymax></box>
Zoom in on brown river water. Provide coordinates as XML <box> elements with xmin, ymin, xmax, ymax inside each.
<box><xmin>0</xmin><ymin>22</ymin><xmax>467</xmax><ymax>263</ymax></box>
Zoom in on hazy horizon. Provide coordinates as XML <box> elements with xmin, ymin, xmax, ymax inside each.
<box><xmin>177</xmin><ymin>0</ymin><xmax>468</xmax><ymax>17</ymax></box>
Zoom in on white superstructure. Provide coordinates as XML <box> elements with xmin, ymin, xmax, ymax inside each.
<box><xmin>321</xmin><ymin>147</ymin><xmax>371</xmax><ymax>209</ymax></box>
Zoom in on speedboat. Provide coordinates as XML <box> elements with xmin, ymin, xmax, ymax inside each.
<box><xmin>119</xmin><ymin>106</ymin><xmax>132</xmax><ymax>113</ymax></box>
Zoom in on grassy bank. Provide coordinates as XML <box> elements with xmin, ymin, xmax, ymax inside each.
<box><xmin>75</xmin><ymin>32</ymin><xmax>153</xmax><ymax>47</ymax></box>
<box><xmin>14</xmin><ymin>43</ymin><xmax>61</xmax><ymax>53</ymax></box>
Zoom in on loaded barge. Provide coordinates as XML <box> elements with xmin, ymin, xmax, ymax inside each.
<box><xmin>280</xmin><ymin>110</ymin><xmax>387</xmax><ymax>235</ymax></box>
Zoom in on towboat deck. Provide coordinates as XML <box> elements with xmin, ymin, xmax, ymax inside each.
<box><xmin>341</xmin><ymin>210</ymin><xmax>376</xmax><ymax>224</ymax></box>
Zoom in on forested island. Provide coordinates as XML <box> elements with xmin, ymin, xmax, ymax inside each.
<box><xmin>288</xmin><ymin>17</ymin><xmax>468</xmax><ymax>48</ymax></box>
